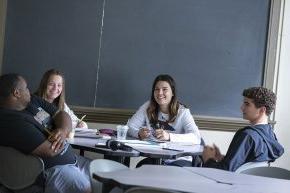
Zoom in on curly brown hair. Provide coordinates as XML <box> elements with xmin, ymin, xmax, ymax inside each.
<box><xmin>242</xmin><ymin>87</ymin><xmax>276</xmax><ymax>116</ymax></box>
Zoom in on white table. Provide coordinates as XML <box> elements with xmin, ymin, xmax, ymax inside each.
<box><xmin>68</xmin><ymin>135</ymin><xmax>203</xmax><ymax>165</ymax></box>
<box><xmin>93</xmin><ymin>165</ymin><xmax>290</xmax><ymax>193</ymax></box>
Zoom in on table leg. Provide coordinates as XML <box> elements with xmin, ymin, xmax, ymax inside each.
<box><xmin>151</xmin><ymin>158</ymin><xmax>162</xmax><ymax>165</ymax></box>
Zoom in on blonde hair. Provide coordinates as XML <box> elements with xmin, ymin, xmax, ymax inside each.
<box><xmin>35</xmin><ymin>69</ymin><xmax>65</xmax><ymax>110</ymax></box>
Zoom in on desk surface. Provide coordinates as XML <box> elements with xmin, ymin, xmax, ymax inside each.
<box><xmin>68</xmin><ymin>137</ymin><xmax>140</xmax><ymax>157</ymax></box>
<box><xmin>93</xmin><ymin>165</ymin><xmax>290</xmax><ymax>193</ymax></box>
<box><xmin>68</xmin><ymin>136</ymin><xmax>203</xmax><ymax>160</ymax></box>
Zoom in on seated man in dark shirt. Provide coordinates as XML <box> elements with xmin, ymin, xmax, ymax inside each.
<box><xmin>202</xmin><ymin>87</ymin><xmax>284</xmax><ymax>171</ymax></box>
<box><xmin>0</xmin><ymin>74</ymin><xmax>91</xmax><ymax>193</ymax></box>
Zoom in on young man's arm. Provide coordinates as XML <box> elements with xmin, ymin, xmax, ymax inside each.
<box><xmin>203</xmin><ymin>131</ymin><xmax>253</xmax><ymax>171</ymax></box>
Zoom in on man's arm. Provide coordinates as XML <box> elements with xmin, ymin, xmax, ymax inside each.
<box><xmin>52</xmin><ymin>110</ymin><xmax>72</xmax><ymax>135</ymax></box>
<box><xmin>32</xmin><ymin>111</ymin><xmax>72</xmax><ymax>157</ymax></box>
<box><xmin>203</xmin><ymin>131</ymin><xmax>253</xmax><ymax>171</ymax></box>
<box><xmin>48</xmin><ymin>111</ymin><xmax>72</xmax><ymax>151</ymax></box>
<box><xmin>32</xmin><ymin>140</ymin><xmax>63</xmax><ymax>157</ymax></box>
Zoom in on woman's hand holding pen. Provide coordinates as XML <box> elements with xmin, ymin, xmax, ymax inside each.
<box><xmin>138</xmin><ymin>128</ymin><xmax>150</xmax><ymax>140</ymax></box>
<box><xmin>155</xmin><ymin>129</ymin><xmax>170</xmax><ymax>141</ymax></box>
<box><xmin>76</xmin><ymin>121</ymin><xmax>86</xmax><ymax>128</ymax></box>
<box><xmin>76</xmin><ymin>115</ymin><xmax>87</xmax><ymax>128</ymax></box>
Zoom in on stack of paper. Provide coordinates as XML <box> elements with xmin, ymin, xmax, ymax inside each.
<box><xmin>74</xmin><ymin>128</ymin><xmax>102</xmax><ymax>139</ymax></box>
<box><xmin>119</xmin><ymin>139</ymin><xmax>167</xmax><ymax>149</ymax></box>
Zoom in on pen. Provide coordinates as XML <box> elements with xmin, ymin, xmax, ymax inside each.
<box><xmin>44</xmin><ymin>127</ymin><xmax>55</xmax><ymax>142</ymax></box>
<box><xmin>162</xmin><ymin>148</ymin><xmax>183</xmax><ymax>152</ymax></box>
<box><xmin>79</xmin><ymin>115</ymin><xmax>86</xmax><ymax>123</ymax></box>
<box><xmin>44</xmin><ymin>127</ymin><xmax>52</xmax><ymax>135</ymax></box>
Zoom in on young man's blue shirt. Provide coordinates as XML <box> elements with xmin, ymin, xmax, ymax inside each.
<box><xmin>203</xmin><ymin>124</ymin><xmax>284</xmax><ymax>171</ymax></box>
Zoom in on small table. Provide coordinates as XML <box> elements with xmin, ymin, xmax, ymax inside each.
<box><xmin>68</xmin><ymin>137</ymin><xmax>139</xmax><ymax>166</ymax></box>
<box><xmin>133</xmin><ymin>143</ymin><xmax>203</xmax><ymax>164</ymax></box>
<box><xmin>93</xmin><ymin>165</ymin><xmax>290</xmax><ymax>193</ymax></box>
<box><xmin>68</xmin><ymin>136</ymin><xmax>203</xmax><ymax>166</ymax></box>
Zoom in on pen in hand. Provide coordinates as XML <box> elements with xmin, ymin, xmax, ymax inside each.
<box><xmin>44</xmin><ymin>128</ymin><xmax>55</xmax><ymax>142</ymax></box>
<box><xmin>44</xmin><ymin>127</ymin><xmax>52</xmax><ymax>135</ymax></box>
<box><xmin>79</xmin><ymin>114</ymin><xmax>86</xmax><ymax>122</ymax></box>
<box><xmin>76</xmin><ymin>114</ymin><xmax>87</xmax><ymax>128</ymax></box>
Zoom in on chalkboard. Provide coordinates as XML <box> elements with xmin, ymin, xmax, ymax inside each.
<box><xmin>2</xmin><ymin>0</ymin><xmax>270</xmax><ymax>118</ymax></box>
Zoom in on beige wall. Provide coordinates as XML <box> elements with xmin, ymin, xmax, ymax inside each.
<box><xmin>273</xmin><ymin>0</ymin><xmax>290</xmax><ymax>169</ymax></box>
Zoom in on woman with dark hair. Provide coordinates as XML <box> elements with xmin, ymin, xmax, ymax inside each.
<box><xmin>35</xmin><ymin>69</ymin><xmax>88</xmax><ymax>128</ymax></box>
<box><xmin>128</xmin><ymin>74</ymin><xmax>201</xmax><ymax>166</ymax></box>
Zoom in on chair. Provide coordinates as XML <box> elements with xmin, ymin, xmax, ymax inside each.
<box><xmin>240</xmin><ymin>166</ymin><xmax>290</xmax><ymax>180</ymax></box>
<box><xmin>124</xmin><ymin>187</ymin><xmax>180</xmax><ymax>193</ymax></box>
<box><xmin>89</xmin><ymin>159</ymin><xmax>128</xmax><ymax>193</ymax></box>
<box><xmin>235</xmin><ymin>161</ymin><xmax>269</xmax><ymax>173</ymax></box>
<box><xmin>0</xmin><ymin>146</ymin><xmax>44</xmax><ymax>193</ymax></box>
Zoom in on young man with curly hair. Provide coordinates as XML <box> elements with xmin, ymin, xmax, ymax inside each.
<box><xmin>202</xmin><ymin>87</ymin><xmax>284</xmax><ymax>171</ymax></box>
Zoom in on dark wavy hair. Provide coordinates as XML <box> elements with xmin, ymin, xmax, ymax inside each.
<box><xmin>242</xmin><ymin>87</ymin><xmax>276</xmax><ymax>116</ymax></box>
<box><xmin>147</xmin><ymin>74</ymin><xmax>179</xmax><ymax>124</ymax></box>
<box><xmin>35</xmin><ymin>69</ymin><xmax>65</xmax><ymax>110</ymax></box>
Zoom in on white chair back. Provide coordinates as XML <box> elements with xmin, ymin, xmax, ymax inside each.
<box><xmin>125</xmin><ymin>187</ymin><xmax>180</xmax><ymax>193</ymax></box>
<box><xmin>240</xmin><ymin>166</ymin><xmax>290</xmax><ymax>180</ymax></box>
<box><xmin>235</xmin><ymin>161</ymin><xmax>269</xmax><ymax>173</ymax></box>
<box><xmin>89</xmin><ymin>159</ymin><xmax>128</xmax><ymax>193</ymax></box>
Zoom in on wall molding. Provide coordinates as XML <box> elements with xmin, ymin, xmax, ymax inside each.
<box><xmin>71</xmin><ymin>106</ymin><xmax>251</xmax><ymax>132</ymax></box>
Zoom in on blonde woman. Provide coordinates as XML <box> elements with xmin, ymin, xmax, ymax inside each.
<box><xmin>35</xmin><ymin>69</ymin><xmax>87</xmax><ymax>128</ymax></box>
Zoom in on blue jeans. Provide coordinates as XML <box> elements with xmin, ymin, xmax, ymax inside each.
<box><xmin>44</xmin><ymin>155</ymin><xmax>91</xmax><ymax>193</ymax></box>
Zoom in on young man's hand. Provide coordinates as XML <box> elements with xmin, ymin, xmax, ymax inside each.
<box><xmin>202</xmin><ymin>145</ymin><xmax>217</xmax><ymax>162</ymax></box>
<box><xmin>213</xmin><ymin>144</ymin><xmax>224</xmax><ymax>161</ymax></box>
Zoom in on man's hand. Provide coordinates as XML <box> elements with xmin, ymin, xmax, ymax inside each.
<box><xmin>202</xmin><ymin>145</ymin><xmax>217</xmax><ymax>163</ymax></box>
<box><xmin>154</xmin><ymin>129</ymin><xmax>170</xmax><ymax>141</ymax></box>
<box><xmin>213</xmin><ymin>144</ymin><xmax>224</xmax><ymax>161</ymax></box>
<box><xmin>48</xmin><ymin>129</ymin><xmax>66</xmax><ymax>152</ymax></box>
